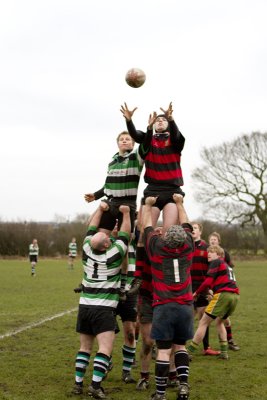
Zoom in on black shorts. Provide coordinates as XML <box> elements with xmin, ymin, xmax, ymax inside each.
<box><xmin>142</xmin><ymin>187</ymin><xmax>185</xmax><ymax>211</ymax></box>
<box><xmin>116</xmin><ymin>294</ymin><xmax>138</xmax><ymax>322</ymax></box>
<box><xmin>29</xmin><ymin>255</ymin><xmax>38</xmax><ymax>263</ymax></box>
<box><xmin>98</xmin><ymin>198</ymin><xmax>136</xmax><ymax>232</ymax></box>
<box><xmin>138</xmin><ymin>296</ymin><xmax>153</xmax><ymax>324</ymax></box>
<box><xmin>194</xmin><ymin>294</ymin><xmax>209</xmax><ymax>308</ymax></box>
<box><xmin>76</xmin><ymin>305</ymin><xmax>117</xmax><ymax>335</ymax></box>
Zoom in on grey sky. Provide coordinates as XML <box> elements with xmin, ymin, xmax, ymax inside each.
<box><xmin>1</xmin><ymin>0</ymin><xmax>266</xmax><ymax>221</ymax></box>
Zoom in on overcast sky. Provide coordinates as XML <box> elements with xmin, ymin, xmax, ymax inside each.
<box><xmin>1</xmin><ymin>0</ymin><xmax>266</xmax><ymax>222</ymax></box>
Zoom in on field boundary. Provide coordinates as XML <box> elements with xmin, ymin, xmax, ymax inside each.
<box><xmin>0</xmin><ymin>307</ymin><xmax>77</xmax><ymax>340</ymax></box>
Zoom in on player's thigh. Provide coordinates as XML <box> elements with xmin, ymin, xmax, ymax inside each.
<box><xmin>162</xmin><ymin>203</ymin><xmax>178</xmax><ymax>230</ymax></box>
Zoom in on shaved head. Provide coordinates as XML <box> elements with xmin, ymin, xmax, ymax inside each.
<box><xmin>90</xmin><ymin>232</ymin><xmax>110</xmax><ymax>251</ymax></box>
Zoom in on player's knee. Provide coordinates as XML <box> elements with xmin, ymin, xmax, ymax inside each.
<box><xmin>127</xmin><ymin>332</ymin><xmax>135</xmax><ymax>343</ymax></box>
<box><xmin>143</xmin><ymin>343</ymin><xmax>153</xmax><ymax>355</ymax></box>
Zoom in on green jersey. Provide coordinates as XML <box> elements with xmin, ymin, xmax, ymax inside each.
<box><xmin>29</xmin><ymin>243</ymin><xmax>39</xmax><ymax>256</ymax></box>
<box><xmin>69</xmin><ymin>242</ymin><xmax>77</xmax><ymax>257</ymax></box>
<box><xmin>80</xmin><ymin>226</ymin><xmax>129</xmax><ymax>309</ymax></box>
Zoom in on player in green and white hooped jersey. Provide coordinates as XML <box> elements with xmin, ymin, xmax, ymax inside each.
<box><xmin>72</xmin><ymin>201</ymin><xmax>131</xmax><ymax>397</ymax></box>
<box><xmin>68</xmin><ymin>237</ymin><xmax>77</xmax><ymax>269</ymax></box>
<box><xmin>84</xmin><ymin>130</ymin><xmax>149</xmax><ymax>332</ymax></box>
<box><xmin>29</xmin><ymin>238</ymin><xmax>39</xmax><ymax>276</ymax></box>
<box><xmin>84</xmin><ymin>130</ymin><xmax>150</xmax><ymax>234</ymax></box>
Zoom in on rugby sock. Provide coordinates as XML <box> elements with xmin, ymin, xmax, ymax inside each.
<box><xmin>91</xmin><ymin>352</ymin><xmax>110</xmax><ymax>389</ymax></box>
<box><xmin>175</xmin><ymin>350</ymin><xmax>190</xmax><ymax>384</ymax></box>
<box><xmin>122</xmin><ymin>344</ymin><xmax>136</xmax><ymax>372</ymax></box>
<box><xmin>31</xmin><ymin>263</ymin><xmax>36</xmax><ymax>275</ymax></box>
<box><xmin>219</xmin><ymin>340</ymin><xmax>228</xmax><ymax>357</ymax></box>
<box><xmin>155</xmin><ymin>360</ymin><xmax>169</xmax><ymax>395</ymax></box>
<box><xmin>168</xmin><ymin>369</ymin><xmax>177</xmax><ymax>382</ymax></box>
<box><xmin>226</xmin><ymin>325</ymin><xmax>233</xmax><ymax>342</ymax></box>
<box><xmin>108</xmin><ymin>355</ymin><xmax>113</xmax><ymax>370</ymax></box>
<box><xmin>140</xmin><ymin>371</ymin><xmax>150</xmax><ymax>380</ymax></box>
<box><xmin>187</xmin><ymin>341</ymin><xmax>199</xmax><ymax>353</ymax></box>
<box><xmin>203</xmin><ymin>326</ymin><xmax>209</xmax><ymax>350</ymax></box>
<box><xmin>74</xmin><ymin>351</ymin><xmax>90</xmax><ymax>386</ymax></box>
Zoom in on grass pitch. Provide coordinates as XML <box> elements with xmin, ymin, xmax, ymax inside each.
<box><xmin>0</xmin><ymin>259</ymin><xmax>267</xmax><ymax>400</ymax></box>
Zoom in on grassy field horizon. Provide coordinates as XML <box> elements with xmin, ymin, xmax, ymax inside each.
<box><xmin>0</xmin><ymin>259</ymin><xmax>267</xmax><ymax>400</ymax></box>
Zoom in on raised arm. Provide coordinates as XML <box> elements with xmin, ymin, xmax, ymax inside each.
<box><xmin>120</xmin><ymin>102</ymin><xmax>146</xmax><ymax>143</ymax></box>
<box><xmin>173</xmin><ymin>194</ymin><xmax>189</xmax><ymax>225</ymax></box>
<box><xmin>142</xmin><ymin>197</ymin><xmax>157</xmax><ymax>229</ymax></box>
<box><xmin>160</xmin><ymin>102</ymin><xmax>185</xmax><ymax>151</ymax></box>
<box><xmin>89</xmin><ymin>201</ymin><xmax>109</xmax><ymax>229</ymax></box>
<box><xmin>118</xmin><ymin>205</ymin><xmax>131</xmax><ymax>236</ymax></box>
<box><xmin>84</xmin><ymin>187</ymin><xmax>105</xmax><ymax>203</ymax></box>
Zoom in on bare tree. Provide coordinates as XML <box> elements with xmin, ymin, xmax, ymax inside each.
<box><xmin>192</xmin><ymin>131</ymin><xmax>267</xmax><ymax>253</ymax></box>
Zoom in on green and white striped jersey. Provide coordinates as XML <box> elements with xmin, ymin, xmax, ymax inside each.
<box><xmin>125</xmin><ymin>241</ymin><xmax>136</xmax><ymax>290</ymax></box>
<box><xmin>29</xmin><ymin>243</ymin><xmax>39</xmax><ymax>256</ymax></box>
<box><xmin>69</xmin><ymin>242</ymin><xmax>77</xmax><ymax>257</ymax></box>
<box><xmin>103</xmin><ymin>146</ymin><xmax>145</xmax><ymax>198</ymax></box>
<box><xmin>80</xmin><ymin>227</ymin><xmax>129</xmax><ymax>309</ymax></box>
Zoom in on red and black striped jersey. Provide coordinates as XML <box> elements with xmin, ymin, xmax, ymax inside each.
<box><xmin>144</xmin><ymin>225</ymin><xmax>194</xmax><ymax>307</ymax></box>
<box><xmin>126</xmin><ymin>118</ymin><xmax>185</xmax><ymax>187</ymax></box>
<box><xmin>144</xmin><ymin>122</ymin><xmax>184</xmax><ymax>187</ymax></box>
<box><xmin>207</xmin><ymin>258</ymin><xmax>239</xmax><ymax>294</ymax></box>
<box><xmin>190</xmin><ymin>240</ymin><xmax>208</xmax><ymax>292</ymax></box>
<box><xmin>135</xmin><ymin>246</ymin><xmax>153</xmax><ymax>299</ymax></box>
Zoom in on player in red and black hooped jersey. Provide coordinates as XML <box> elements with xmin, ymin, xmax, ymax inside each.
<box><xmin>190</xmin><ymin>224</ymin><xmax>209</xmax><ymax>294</ymax></box>
<box><xmin>208</xmin><ymin>231</ymin><xmax>235</xmax><ymax>268</ymax></box>
<box><xmin>135</xmin><ymin>246</ymin><xmax>153</xmax><ymax>300</ymax></box>
<box><xmin>187</xmin><ymin>245</ymin><xmax>240</xmax><ymax>360</ymax></box>
<box><xmin>122</xmin><ymin>103</ymin><xmax>185</xmax><ymax>189</ymax></box>
<box><xmin>195</xmin><ymin>251</ymin><xmax>239</xmax><ymax>297</ymax></box>
<box><xmin>141</xmin><ymin>194</ymin><xmax>194</xmax><ymax>400</ymax></box>
<box><xmin>121</xmin><ymin>102</ymin><xmax>185</xmax><ymax>234</ymax></box>
<box><xmin>208</xmin><ymin>231</ymin><xmax>240</xmax><ymax>350</ymax></box>
<box><xmin>145</xmin><ymin>227</ymin><xmax>194</xmax><ymax>306</ymax></box>
<box><xmin>190</xmin><ymin>222</ymin><xmax>220</xmax><ymax>356</ymax></box>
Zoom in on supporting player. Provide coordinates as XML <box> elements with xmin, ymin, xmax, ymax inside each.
<box><xmin>72</xmin><ymin>201</ymin><xmax>131</xmax><ymax>399</ymax></box>
<box><xmin>142</xmin><ymin>194</ymin><xmax>194</xmax><ymax>400</ymax></box>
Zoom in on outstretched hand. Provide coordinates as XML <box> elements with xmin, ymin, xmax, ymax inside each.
<box><xmin>160</xmin><ymin>102</ymin><xmax>173</xmax><ymax>121</ymax></box>
<box><xmin>84</xmin><ymin>193</ymin><xmax>95</xmax><ymax>203</ymax></box>
<box><xmin>120</xmin><ymin>102</ymin><xmax>137</xmax><ymax>121</ymax></box>
<box><xmin>148</xmin><ymin>111</ymin><xmax>157</xmax><ymax>129</ymax></box>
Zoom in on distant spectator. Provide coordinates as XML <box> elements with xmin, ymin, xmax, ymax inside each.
<box><xmin>29</xmin><ymin>238</ymin><xmax>39</xmax><ymax>277</ymax></box>
<box><xmin>68</xmin><ymin>237</ymin><xmax>77</xmax><ymax>270</ymax></box>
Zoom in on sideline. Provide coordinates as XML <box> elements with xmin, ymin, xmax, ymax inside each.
<box><xmin>0</xmin><ymin>307</ymin><xmax>77</xmax><ymax>340</ymax></box>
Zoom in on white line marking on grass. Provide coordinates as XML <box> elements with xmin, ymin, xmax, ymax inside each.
<box><xmin>0</xmin><ymin>307</ymin><xmax>77</xmax><ymax>340</ymax></box>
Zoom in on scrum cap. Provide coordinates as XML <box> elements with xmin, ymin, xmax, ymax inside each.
<box><xmin>164</xmin><ymin>225</ymin><xmax>187</xmax><ymax>248</ymax></box>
